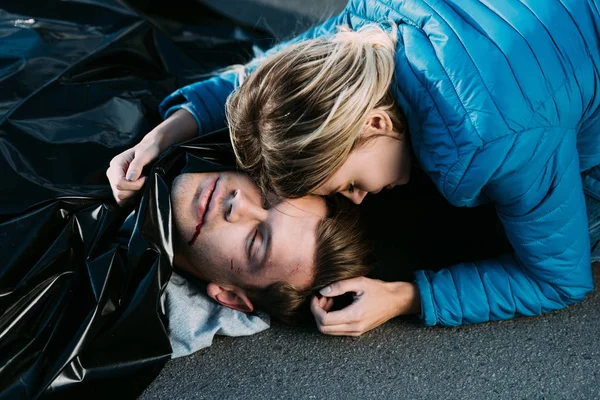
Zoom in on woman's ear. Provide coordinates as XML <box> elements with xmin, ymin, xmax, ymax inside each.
<box><xmin>363</xmin><ymin>109</ymin><xmax>394</xmax><ymax>136</ymax></box>
<box><xmin>206</xmin><ymin>282</ymin><xmax>254</xmax><ymax>313</ymax></box>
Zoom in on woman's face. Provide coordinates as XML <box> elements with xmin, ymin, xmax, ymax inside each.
<box><xmin>314</xmin><ymin>112</ymin><xmax>412</xmax><ymax>204</ymax></box>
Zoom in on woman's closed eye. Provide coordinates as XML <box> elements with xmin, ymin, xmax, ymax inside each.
<box><xmin>346</xmin><ymin>183</ymin><xmax>355</xmax><ymax>194</ymax></box>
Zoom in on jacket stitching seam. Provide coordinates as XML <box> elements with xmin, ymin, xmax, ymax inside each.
<box><xmin>500</xmin><ymin>140</ymin><xmax>576</xmax><ymax>210</ymax></box>
<box><xmin>447</xmin><ymin>271</ymin><xmax>464</xmax><ymax>325</ymax></box>
<box><xmin>548</xmin><ymin>246</ymin><xmax>587</xmax><ymax>286</ymax></box>
<box><xmin>501</xmin><ymin>262</ymin><xmax>518</xmax><ymax>319</ymax></box>
<box><xmin>419</xmin><ymin>0</ymin><xmax>511</xmax><ymax>137</ymax></box>
<box><xmin>474</xmin><ymin>264</ymin><xmax>492</xmax><ymax>322</ymax></box>
<box><xmin>498</xmin><ymin>154</ymin><xmax>578</xmax><ymax>222</ymax></box>
<box><xmin>472</xmin><ymin>1</ymin><xmax>534</xmax><ymax>113</ymax></box>
<box><xmin>520</xmin><ymin>204</ymin><xmax>582</xmax><ymax>246</ymax></box>
<box><xmin>423</xmin><ymin>272</ymin><xmax>439</xmax><ymax>324</ymax></box>
<box><xmin>523</xmin><ymin>65</ymin><xmax>585</xmax><ymax>129</ymax></box>
<box><xmin>528</xmin><ymin>235</ymin><xmax>578</xmax><ymax>265</ymax></box>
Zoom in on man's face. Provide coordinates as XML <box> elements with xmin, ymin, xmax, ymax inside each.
<box><xmin>171</xmin><ymin>172</ymin><xmax>327</xmax><ymax>293</ymax></box>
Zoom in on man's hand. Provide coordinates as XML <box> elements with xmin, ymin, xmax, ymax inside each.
<box><xmin>310</xmin><ymin>277</ymin><xmax>421</xmax><ymax>337</ymax></box>
<box><xmin>106</xmin><ymin>109</ymin><xmax>197</xmax><ymax>205</ymax></box>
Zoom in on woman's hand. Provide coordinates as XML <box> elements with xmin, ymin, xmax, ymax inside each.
<box><xmin>310</xmin><ymin>277</ymin><xmax>421</xmax><ymax>337</ymax></box>
<box><xmin>106</xmin><ymin>109</ymin><xmax>198</xmax><ymax>205</ymax></box>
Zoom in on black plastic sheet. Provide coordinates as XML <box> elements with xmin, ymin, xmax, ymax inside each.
<box><xmin>0</xmin><ymin>0</ymin><xmax>271</xmax><ymax>397</ymax></box>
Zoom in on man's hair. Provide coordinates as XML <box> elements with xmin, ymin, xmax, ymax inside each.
<box><xmin>227</xmin><ymin>23</ymin><xmax>406</xmax><ymax>199</ymax></box>
<box><xmin>242</xmin><ymin>196</ymin><xmax>373</xmax><ymax>325</ymax></box>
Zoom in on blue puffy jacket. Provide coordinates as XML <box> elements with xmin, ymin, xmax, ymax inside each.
<box><xmin>160</xmin><ymin>0</ymin><xmax>599</xmax><ymax>326</ymax></box>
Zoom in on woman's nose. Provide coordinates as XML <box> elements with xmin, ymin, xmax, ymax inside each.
<box><xmin>343</xmin><ymin>189</ymin><xmax>368</xmax><ymax>205</ymax></box>
<box><xmin>226</xmin><ymin>190</ymin><xmax>268</xmax><ymax>222</ymax></box>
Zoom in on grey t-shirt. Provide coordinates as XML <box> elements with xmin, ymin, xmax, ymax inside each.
<box><xmin>163</xmin><ymin>271</ymin><xmax>270</xmax><ymax>358</ymax></box>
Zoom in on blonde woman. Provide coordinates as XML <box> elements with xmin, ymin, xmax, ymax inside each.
<box><xmin>107</xmin><ymin>0</ymin><xmax>599</xmax><ymax>335</ymax></box>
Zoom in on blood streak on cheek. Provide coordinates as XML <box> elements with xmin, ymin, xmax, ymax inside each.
<box><xmin>187</xmin><ymin>221</ymin><xmax>203</xmax><ymax>246</ymax></box>
<box><xmin>290</xmin><ymin>264</ymin><xmax>300</xmax><ymax>274</ymax></box>
<box><xmin>188</xmin><ymin>201</ymin><xmax>208</xmax><ymax>246</ymax></box>
<box><xmin>187</xmin><ymin>220</ymin><xmax>203</xmax><ymax>246</ymax></box>
<box><xmin>230</xmin><ymin>259</ymin><xmax>242</xmax><ymax>274</ymax></box>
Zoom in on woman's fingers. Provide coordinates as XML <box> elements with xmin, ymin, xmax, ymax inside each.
<box><xmin>319</xmin><ymin>277</ymin><xmax>367</xmax><ymax>298</ymax></box>
<box><xmin>125</xmin><ymin>147</ymin><xmax>157</xmax><ymax>181</ymax></box>
<box><xmin>313</xmin><ymin>295</ymin><xmax>334</xmax><ymax>312</ymax></box>
<box><xmin>313</xmin><ymin>278</ymin><xmax>412</xmax><ymax>337</ymax></box>
<box><xmin>109</xmin><ymin>148</ymin><xmax>135</xmax><ymax>174</ymax></box>
<box><xmin>107</xmin><ymin>151</ymin><xmax>132</xmax><ymax>186</ymax></box>
<box><xmin>317</xmin><ymin>323</ymin><xmax>365</xmax><ymax>337</ymax></box>
<box><xmin>311</xmin><ymin>296</ymin><xmax>325</xmax><ymax>316</ymax></box>
<box><xmin>114</xmin><ymin>176</ymin><xmax>147</xmax><ymax>191</ymax></box>
<box><xmin>113</xmin><ymin>189</ymin><xmax>138</xmax><ymax>205</ymax></box>
<box><xmin>311</xmin><ymin>296</ymin><xmax>361</xmax><ymax>327</ymax></box>
<box><xmin>314</xmin><ymin>305</ymin><xmax>371</xmax><ymax>337</ymax></box>
<box><xmin>312</xmin><ymin>301</ymin><xmax>368</xmax><ymax>336</ymax></box>
<box><xmin>107</xmin><ymin>147</ymin><xmax>149</xmax><ymax>205</ymax></box>
<box><xmin>316</xmin><ymin>305</ymin><xmax>359</xmax><ymax>327</ymax></box>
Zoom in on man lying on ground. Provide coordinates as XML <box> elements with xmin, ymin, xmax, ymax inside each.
<box><xmin>169</xmin><ymin>169</ymin><xmax>372</xmax><ymax>323</ymax></box>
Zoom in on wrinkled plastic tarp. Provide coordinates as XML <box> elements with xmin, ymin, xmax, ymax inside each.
<box><xmin>0</xmin><ymin>0</ymin><xmax>272</xmax><ymax>398</ymax></box>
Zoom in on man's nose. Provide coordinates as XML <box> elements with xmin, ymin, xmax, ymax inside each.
<box><xmin>343</xmin><ymin>189</ymin><xmax>368</xmax><ymax>205</ymax></box>
<box><xmin>226</xmin><ymin>190</ymin><xmax>268</xmax><ymax>222</ymax></box>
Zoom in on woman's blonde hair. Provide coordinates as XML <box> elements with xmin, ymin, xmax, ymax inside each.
<box><xmin>227</xmin><ymin>22</ymin><xmax>405</xmax><ymax>199</ymax></box>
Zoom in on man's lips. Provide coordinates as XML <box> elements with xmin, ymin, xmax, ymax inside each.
<box><xmin>204</xmin><ymin>177</ymin><xmax>222</xmax><ymax>224</ymax></box>
<box><xmin>187</xmin><ymin>177</ymin><xmax>218</xmax><ymax>246</ymax></box>
<box><xmin>198</xmin><ymin>177</ymin><xmax>219</xmax><ymax>224</ymax></box>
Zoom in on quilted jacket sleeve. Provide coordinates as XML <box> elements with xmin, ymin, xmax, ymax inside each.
<box><xmin>158</xmin><ymin>10</ymin><xmax>349</xmax><ymax>136</ymax></box>
<box><xmin>414</xmin><ymin>128</ymin><xmax>594</xmax><ymax>326</ymax></box>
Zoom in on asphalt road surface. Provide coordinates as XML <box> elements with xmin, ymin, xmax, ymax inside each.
<box><xmin>141</xmin><ymin>1</ymin><xmax>600</xmax><ymax>398</ymax></box>
<box><xmin>142</xmin><ymin>265</ymin><xmax>599</xmax><ymax>399</ymax></box>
